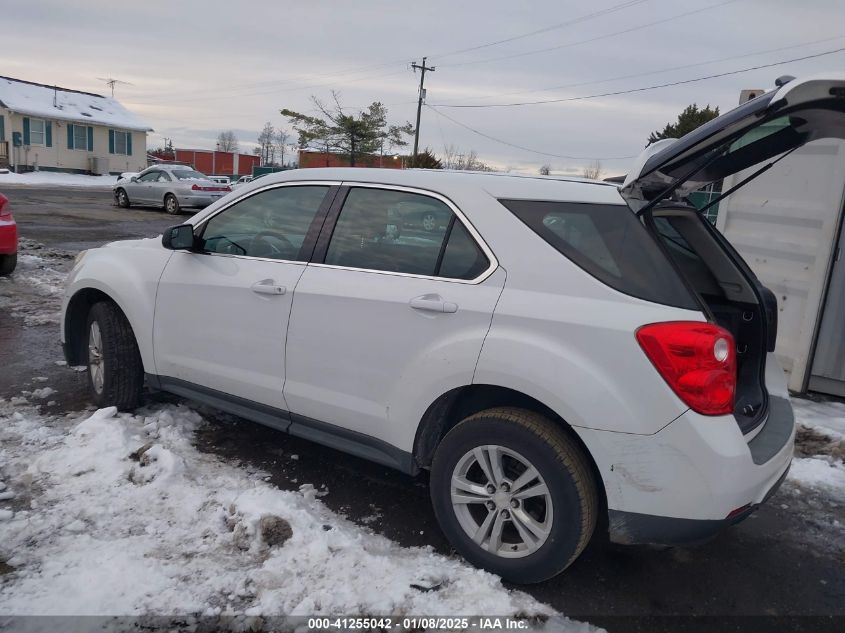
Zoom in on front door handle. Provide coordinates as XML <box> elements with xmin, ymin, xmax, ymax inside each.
<box><xmin>251</xmin><ymin>279</ymin><xmax>287</xmax><ymax>295</ymax></box>
<box><xmin>409</xmin><ymin>294</ymin><xmax>458</xmax><ymax>313</ymax></box>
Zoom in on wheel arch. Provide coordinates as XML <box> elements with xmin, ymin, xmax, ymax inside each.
<box><xmin>413</xmin><ymin>384</ymin><xmax>608</xmax><ymax>523</ymax></box>
<box><xmin>64</xmin><ymin>288</ymin><xmax>140</xmax><ymax>368</ymax></box>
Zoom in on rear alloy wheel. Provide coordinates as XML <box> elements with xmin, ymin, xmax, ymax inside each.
<box><xmin>0</xmin><ymin>253</ymin><xmax>16</xmax><ymax>276</ymax></box>
<box><xmin>85</xmin><ymin>301</ymin><xmax>144</xmax><ymax>410</ymax></box>
<box><xmin>115</xmin><ymin>188</ymin><xmax>131</xmax><ymax>208</ymax></box>
<box><xmin>164</xmin><ymin>194</ymin><xmax>180</xmax><ymax>215</ymax></box>
<box><xmin>430</xmin><ymin>407</ymin><xmax>598</xmax><ymax>583</ymax></box>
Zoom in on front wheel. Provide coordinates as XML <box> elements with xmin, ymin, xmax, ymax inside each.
<box><xmin>422</xmin><ymin>212</ymin><xmax>437</xmax><ymax>232</ymax></box>
<box><xmin>0</xmin><ymin>253</ymin><xmax>16</xmax><ymax>276</ymax></box>
<box><xmin>85</xmin><ymin>301</ymin><xmax>144</xmax><ymax>410</ymax></box>
<box><xmin>115</xmin><ymin>188</ymin><xmax>131</xmax><ymax>208</ymax></box>
<box><xmin>164</xmin><ymin>194</ymin><xmax>180</xmax><ymax>215</ymax></box>
<box><xmin>430</xmin><ymin>407</ymin><xmax>598</xmax><ymax>583</ymax></box>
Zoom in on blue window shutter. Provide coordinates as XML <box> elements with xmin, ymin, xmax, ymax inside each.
<box><xmin>23</xmin><ymin>117</ymin><xmax>30</xmax><ymax>145</ymax></box>
<box><xmin>67</xmin><ymin>124</ymin><xmax>74</xmax><ymax>149</ymax></box>
<box><xmin>108</xmin><ymin>129</ymin><xmax>115</xmax><ymax>154</ymax></box>
<box><xmin>126</xmin><ymin>133</ymin><xmax>132</xmax><ymax>156</ymax></box>
<box><xmin>87</xmin><ymin>126</ymin><xmax>94</xmax><ymax>152</ymax></box>
<box><xmin>45</xmin><ymin>122</ymin><xmax>52</xmax><ymax>147</ymax></box>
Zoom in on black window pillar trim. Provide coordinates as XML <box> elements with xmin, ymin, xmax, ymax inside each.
<box><xmin>311</xmin><ymin>185</ymin><xmax>350</xmax><ymax>264</ymax></box>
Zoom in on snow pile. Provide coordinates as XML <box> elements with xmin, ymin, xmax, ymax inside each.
<box><xmin>0</xmin><ymin>170</ymin><xmax>118</xmax><ymax>188</ymax></box>
<box><xmin>0</xmin><ymin>400</ymin><xmax>590</xmax><ymax>628</ymax></box>
<box><xmin>0</xmin><ymin>77</ymin><xmax>151</xmax><ymax>131</ymax></box>
<box><xmin>789</xmin><ymin>397</ymin><xmax>845</xmax><ymax>501</ymax></box>
<box><xmin>0</xmin><ymin>238</ymin><xmax>72</xmax><ymax>326</ymax></box>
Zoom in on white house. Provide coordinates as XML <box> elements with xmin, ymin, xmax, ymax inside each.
<box><xmin>0</xmin><ymin>76</ymin><xmax>151</xmax><ymax>175</ymax></box>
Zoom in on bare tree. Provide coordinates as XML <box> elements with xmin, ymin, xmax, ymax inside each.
<box><xmin>257</xmin><ymin>122</ymin><xmax>275</xmax><ymax>166</ymax></box>
<box><xmin>539</xmin><ymin>164</ymin><xmax>551</xmax><ymax>176</ymax></box>
<box><xmin>217</xmin><ymin>130</ymin><xmax>239</xmax><ymax>153</ymax></box>
<box><xmin>275</xmin><ymin>128</ymin><xmax>290</xmax><ymax>167</ymax></box>
<box><xmin>582</xmin><ymin>160</ymin><xmax>603</xmax><ymax>180</ymax></box>
<box><xmin>441</xmin><ymin>145</ymin><xmax>493</xmax><ymax>171</ymax></box>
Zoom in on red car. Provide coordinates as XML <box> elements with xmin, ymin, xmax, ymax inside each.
<box><xmin>0</xmin><ymin>193</ymin><xmax>17</xmax><ymax>275</ymax></box>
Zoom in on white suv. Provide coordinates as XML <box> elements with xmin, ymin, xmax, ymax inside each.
<box><xmin>62</xmin><ymin>76</ymin><xmax>843</xmax><ymax>583</ymax></box>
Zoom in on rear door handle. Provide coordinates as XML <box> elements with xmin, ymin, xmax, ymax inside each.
<box><xmin>409</xmin><ymin>294</ymin><xmax>458</xmax><ymax>313</ymax></box>
<box><xmin>251</xmin><ymin>279</ymin><xmax>287</xmax><ymax>295</ymax></box>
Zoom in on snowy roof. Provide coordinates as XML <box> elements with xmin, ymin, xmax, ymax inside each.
<box><xmin>0</xmin><ymin>76</ymin><xmax>152</xmax><ymax>132</ymax></box>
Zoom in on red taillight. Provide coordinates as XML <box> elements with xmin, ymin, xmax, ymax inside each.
<box><xmin>636</xmin><ymin>321</ymin><xmax>736</xmax><ymax>416</ymax></box>
<box><xmin>191</xmin><ymin>184</ymin><xmax>201</xmax><ymax>191</ymax></box>
<box><xmin>191</xmin><ymin>184</ymin><xmax>228</xmax><ymax>192</ymax></box>
<box><xmin>0</xmin><ymin>194</ymin><xmax>9</xmax><ymax>217</ymax></box>
<box><xmin>223</xmin><ymin>186</ymin><xmax>231</xmax><ymax>192</ymax></box>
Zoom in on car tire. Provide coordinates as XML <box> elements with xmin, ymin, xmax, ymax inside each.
<box><xmin>0</xmin><ymin>253</ymin><xmax>16</xmax><ymax>276</ymax></box>
<box><xmin>422</xmin><ymin>212</ymin><xmax>437</xmax><ymax>232</ymax></box>
<box><xmin>430</xmin><ymin>407</ymin><xmax>598</xmax><ymax>584</ymax></box>
<box><xmin>164</xmin><ymin>194</ymin><xmax>180</xmax><ymax>215</ymax></box>
<box><xmin>85</xmin><ymin>301</ymin><xmax>144</xmax><ymax>411</ymax></box>
<box><xmin>115</xmin><ymin>188</ymin><xmax>131</xmax><ymax>208</ymax></box>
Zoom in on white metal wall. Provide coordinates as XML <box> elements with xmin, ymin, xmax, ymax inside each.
<box><xmin>716</xmin><ymin>139</ymin><xmax>845</xmax><ymax>392</ymax></box>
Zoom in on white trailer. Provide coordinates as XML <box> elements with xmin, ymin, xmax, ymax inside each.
<box><xmin>716</xmin><ymin>91</ymin><xmax>845</xmax><ymax>396</ymax></box>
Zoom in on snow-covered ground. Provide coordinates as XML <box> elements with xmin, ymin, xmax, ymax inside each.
<box><xmin>0</xmin><ymin>170</ymin><xmax>118</xmax><ymax>188</ymax></box>
<box><xmin>789</xmin><ymin>398</ymin><xmax>845</xmax><ymax>500</ymax></box>
<box><xmin>0</xmin><ymin>399</ymin><xmax>596</xmax><ymax>631</ymax></box>
<box><xmin>0</xmin><ymin>239</ymin><xmax>73</xmax><ymax>326</ymax></box>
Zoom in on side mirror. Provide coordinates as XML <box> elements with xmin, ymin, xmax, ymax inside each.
<box><xmin>130</xmin><ymin>176</ymin><xmax>138</xmax><ymax>182</ymax></box>
<box><xmin>162</xmin><ymin>224</ymin><xmax>197</xmax><ymax>251</ymax></box>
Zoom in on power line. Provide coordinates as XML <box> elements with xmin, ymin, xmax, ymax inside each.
<box><xmin>437</xmin><ymin>0</ymin><xmax>740</xmax><ymax>69</ymax></box>
<box><xmin>433</xmin><ymin>0</ymin><xmax>652</xmax><ymax>60</ymax></box>
<box><xmin>441</xmin><ymin>34</ymin><xmax>845</xmax><ymax>104</ymax></box>
<box><xmin>426</xmin><ymin>104</ymin><xmax>635</xmax><ymax>161</ymax></box>
<box><xmin>430</xmin><ymin>45</ymin><xmax>845</xmax><ymax>108</ymax></box>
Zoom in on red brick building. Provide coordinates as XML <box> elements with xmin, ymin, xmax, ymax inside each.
<box><xmin>174</xmin><ymin>149</ymin><xmax>260</xmax><ymax>176</ymax></box>
<box><xmin>298</xmin><ymin>150</ymin><xmax>404</xmax><ymax>169</ymax></box>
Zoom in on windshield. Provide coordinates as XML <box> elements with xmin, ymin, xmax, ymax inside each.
<box><xmin>172</xmin><ymin>169</ymin><xmax>208</xmax><ymax>181</ymax></box>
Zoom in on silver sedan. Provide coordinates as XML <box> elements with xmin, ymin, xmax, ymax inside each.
<box><xmin>114</xmin><ymin>165</ymin><xmax>231</xmax><ymax>214</ymax></box>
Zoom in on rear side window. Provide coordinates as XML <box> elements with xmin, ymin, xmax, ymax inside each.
<box><xmin>325</xmin><ymin>187</ymin><xmax>489</xmax><ymax>280</ymax></box>
<box><xmin>499</xmin><ymin>199</ymin><xmax>696</xmax><ymax>309</ymax></box>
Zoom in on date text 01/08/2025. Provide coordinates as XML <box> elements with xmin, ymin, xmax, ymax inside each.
<box><xmin>307</xmin><ymin>616</ymin><xmax>531</xmax><ymax>630</ymax></box>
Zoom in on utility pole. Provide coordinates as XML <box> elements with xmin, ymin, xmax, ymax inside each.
<box><xmin>411</xmin><ymin>57</ymin><xmax>435</xmax><ymax>160</ymax></box>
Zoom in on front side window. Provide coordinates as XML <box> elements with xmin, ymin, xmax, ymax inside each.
<box><xmin>138</xmin><ymin>171</ymin><xmax>159</xmax><ymax>182</ymax></box>
<box><xmin>500</xmin><ymin>199</ymin><xmax>696</xmax><ymax>309</ymax></box>
<box><xmin>324</xmin><ymin>187</ymin><xmax>487</xmax><ymax>279</ymax></box>
<box><xmin>200</xmin><ymin>185</ymin><xmax>329</xmax><ymax>261</ymax></box>
<box><xmin>29</xmin><ymin>119</ymin><xmax>46</xmax><ymax>145</ymax></box>
<box><xmin>73</xmin><ymin>125</ymin><xmax>88</xmax><ymax>151</ymax></box>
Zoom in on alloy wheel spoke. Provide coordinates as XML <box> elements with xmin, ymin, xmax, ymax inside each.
<box><xmin>487</xmin><ymin>512</ymin><xmax>506</xmax><ymax>553</ymax></box>
<box><xmin>510</xmin><ymin>465</ymin><xmax>540</xmax><ymax>494</ymax></box>
<box><xmin>472</xmin><ymin>447</ymin><xmax>497</xmax><ymax>486</ymax></box>
<box><xmin>452</xmin><ymin>475</ymin><xmax>491</xmax><ymax>502</ymax></box>
<box><xmin>510</xmin><ymin>510</ymin><xmax>540</xmax><ymax>548</ymax></box>
<box><xmin>511</xmin><ymin>507</ymin><xmax>549</xmax><ymax>540</ymax></box>
<box><xmin>472</xmin><ymin>508</ymin><xmax>497</xmax><ymax>545</ymax></box>
<box><xmin>513</xmin><ymin>482</ymin><xmax>549</xmax><ymax>501</ymax></box>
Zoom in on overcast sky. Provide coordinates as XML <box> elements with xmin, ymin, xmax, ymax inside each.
<box><xmin>6</xmin><ymin>0</ymin><xmax>845</xmax><ymax>175</ymax></box>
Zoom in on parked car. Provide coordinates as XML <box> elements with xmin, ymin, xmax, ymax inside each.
<box><xmin>0</xmin><ymin>193</ymin><xmax>16</xmax><ymax>275</ymax></box>
<box><xmin>114</xmin><ymin>165</ymin><xmax>231</xmax><ymax>214</ymax></box>
<box><xmin>62</xmin><ymin>75</ymin><xmax>841</xmax><ymax>583</ymax></box>
<box><xmin>116</xmin><ymin>172</ymin><xmax>138</xmax><ymax>183</ymax></box>
<box><xmin>229</xmin><ymin>175</ymin><xmax>254</xmax><ymax>190</ymax></box>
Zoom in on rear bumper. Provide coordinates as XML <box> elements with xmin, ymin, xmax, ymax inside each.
<box><xmin>0</xmin><ymin>220</ymin><xmax>17</xmax><ymax>255</ymax></box>
<box><xmin>608</xmin><ymin>464</ymin><xmax>790</xmax><ymax>545</ymax></box>
<box><xmin>178</xmin><ymin>194</ymin><xmax>225</xmax><ymax>208</ymax></box>
<box><xmin>575</xmin><ymin>394</ymin><xmax>795</xmax><ymax>545</ymax></box>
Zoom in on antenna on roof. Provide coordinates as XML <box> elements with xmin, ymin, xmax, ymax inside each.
<box><xmin>96</xmin><ymin>76</ymin><xmax>132</xmax><ymax>97</ymax></box>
